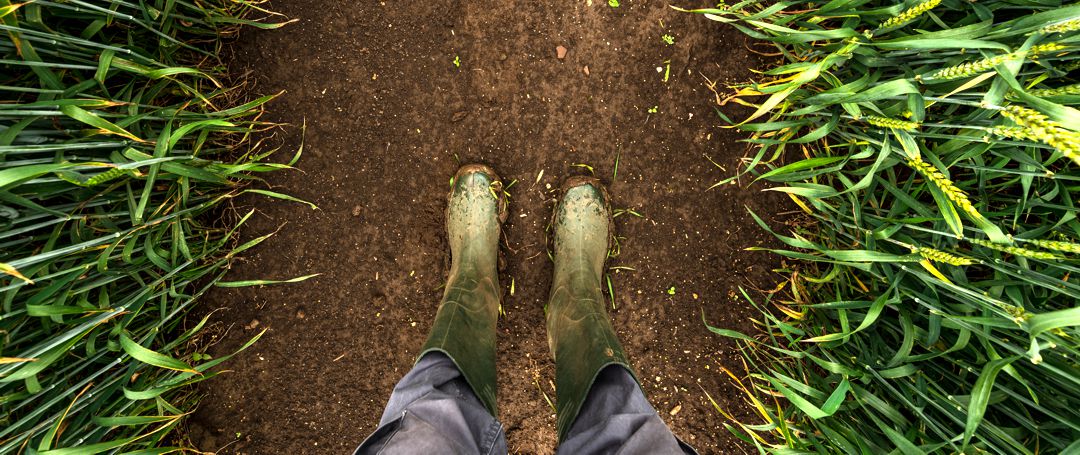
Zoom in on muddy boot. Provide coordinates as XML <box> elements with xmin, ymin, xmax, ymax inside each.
<box><xmin>546</xmin><ymin>176</ymin><xmax>634</xmax><ymax>440</ymax></box>
<box><xmin>417</xmin><ymin>164</ymin><xmax>506</xmax><ymax>417</ymax></box>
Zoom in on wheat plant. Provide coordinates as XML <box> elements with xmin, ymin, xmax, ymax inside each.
<box><xmin>685</xmin><ymin>0</ymin><xmax>1080</xmax><ymax>453</ymax></box>
<box><xmin>0</xmin><ymin>1</ymin><xmax>298</xmax><ymax>453</ymax></box>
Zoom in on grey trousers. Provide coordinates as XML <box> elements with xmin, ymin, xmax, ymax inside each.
<box><xmin>354</xmin><ymin>353</ymin><xmax>693</xmax><ymax>454</ymax></box>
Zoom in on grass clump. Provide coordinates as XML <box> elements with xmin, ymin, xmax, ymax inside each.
<box><xmin>685</xmin><ymin>0</ymin><xmax>1080</xmax><ymax>453</ymax></box>
<box><xmin>0</xmin><ymin>1</ymin><xmax>294</xmax><ymax>452</ymax></box>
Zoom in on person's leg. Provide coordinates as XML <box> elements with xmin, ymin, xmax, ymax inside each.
<box><xmin>546</xmin><ymin>177</ymin><xmax>692</xmax><ymax>454</ymax></box>
<box><xmin>557</xmin><ymin>366</ymin><xmax>694</xmax><ymax>454</ymax></box>
<box><xmin>354</xmin><ymin>165</ymin><xmax>507</xmax><ymax>455</ymax></box>
<box><xmin>354</xmin><ymin>352</ymin><xmax>506</xmax><ymax>454</ymax></box>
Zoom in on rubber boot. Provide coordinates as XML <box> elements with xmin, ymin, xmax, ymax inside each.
<box><xmin>546</xmin><ymin>176</ymin><xmax>634</xmax><ymax>441</ymax></box>
<box><xmin>417</xmin><ymin>164</ymin><xmax>506</xmax><ymax>417</ymax></box>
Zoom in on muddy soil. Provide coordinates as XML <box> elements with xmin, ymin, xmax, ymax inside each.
<box><xmin>188</xmin><ymin>0</ymin><xmax>789</xmax><ymax>453</ymax></box>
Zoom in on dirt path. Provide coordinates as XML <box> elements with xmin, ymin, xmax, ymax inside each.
<box><xmin>188</xmin><ymin>1</ymin><xmax>788</xmax><ymax>453</ymax></box>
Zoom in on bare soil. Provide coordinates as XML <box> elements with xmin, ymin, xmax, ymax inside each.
<box><xmin>188</xmin><ymin>0</ymin><xmax>789</xmax><ymax>453</ymax></box>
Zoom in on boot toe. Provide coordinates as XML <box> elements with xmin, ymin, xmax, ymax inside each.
<box><xmin>446</xmin><ymin>164</ymin><xmax>505</xmax><ymax>250</ymax></box>
<box><xmin>453</xmin><ymin>164</ymin><xmax>500</xmax><ymax>194</ymax></box>
<box><xmin>551</xmin><ymin>176</ymin><xmax>612</xmax><ymax>270</ymax></box>
<box><xmin>555</xmin><ymin>177</ymin><xmax>611</xmax><ymax>235</ymax></box>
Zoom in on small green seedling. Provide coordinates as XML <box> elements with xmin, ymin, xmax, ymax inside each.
<box><xmin>666</xmin><ymin>286</ymin><xmax>676</xmax><ymax>295</ymax></box>
<box><xmin>453</xmin><ymin>55</ymin><xmax>461</xmax><ymax>67</ymax></box>
<box><xmin>648</xmin><ymin>106</ymin><xmax>658</xmax><ymax>114</ymax></box>
<box><xmin>608</xmin><ymin>0</ymin><xmax>620</xmax><ymax>7</ymax></box>
<box><xmin>502</xmin><ymin>179</ymin><xmax>516</xmax><ymax>200</ymax></box>
<box><xmin>572</xmin><ymin>163</ymin><xmax>595</xmax><ymax>174</ymax></box>
<box><xmin>606</xmin><ymin>274</ymin><xmax>616</xmax><ymax>309</ymax></box>
<box><xmin>608</xmin><ymin>236</ymin><xmax>624</xmax><ymax>258</ymax></box>
<box><xmin>662</xmin><ymin>34</ymin><xmax>675</xmax><ymax>45</ymax></box>
<box><xmin>535</xmin><ymin>377</ymin><xmax>555</xmax><ymax>411</ymax></box>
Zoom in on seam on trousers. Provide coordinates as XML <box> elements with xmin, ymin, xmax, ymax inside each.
<box><xmin>374</xmin><ymin>411</ymin><xmax>408</xmax><ymax>455</ymax></box>
<box><xmin>481</xmin><ymin>420</ymin><xmax>504</xmax><ymax>455</ymax></box>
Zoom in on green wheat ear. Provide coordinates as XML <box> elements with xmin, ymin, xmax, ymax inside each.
<box><xmin>913</xmin><ymin>247</ymin><xmax>975</xmax><ymax>266</ymax></box>
<box><xmin>1039</xmin><ymin>18</ymin><xmax>1080</xmax><ymax>35</ymax></box>
<box><xmin>968</xmin><ymin>239</ymin><xmax>1062</xmax><ymax>260</ymax></box>
<box><xmin>865</xmin><ymin>116</ymin><xmax>920</xmax><ymax>131</ymax></box>
<box><xmin>877</xmin><ymin>0</ymin><xmax>941</xmax><ymax>30</ymax></box>
<box><xmin>924</xmin><ymin>43</ymin><xmax>1065</xmax><ymax>81</ymax></box>
<box><xmin>987</xmin><ymin>125</ymin><xmax>1039</xmax><ymax>142</ymax></box>
<box><xmin>1028</xmin><ymin>42</ymin><xmax>1068</xmax><ymax>57</ymax></box>
<box><xmin>928</xmin><ymin>53</ymin><xmax>1014</xmax><ymax>80</ymax></box>
<box><xmin>999</xmin><ymin>105</ymin><xmax>1080</xmax><ymax>165</ymax></box>
<box><xmin>1028</xmin><ymin>83</ymin><xmax>1080</xmax><ymax>97</ymax></box>
<box><xmin>907</xmin><ymin>156</ymin><xmax>982</xmax><ymax>221</ymax></box>
<box><xmin>1024</xmin><ymin>239</ymin><xmax>1080</xmax><ymax>254</ymax></box>
<box><xmin>85</xmin><ymin>167</ymin><xmax>136</xmax><ymax>186</ymax></box>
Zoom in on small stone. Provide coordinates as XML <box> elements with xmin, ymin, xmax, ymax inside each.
<box><xmin>583</xmin><ymin>65</ymin><xmax>590</xmax><ymax>76</ymax></box>
<box><xmin>669</xmin><ymin>404</ymin><xmax>683</xmax><ymax>416</ymax></box>
<box><xmin>245</xmin><ymin>319</ymin><xmax>260</xmax><ymax>330</ymax></box>
<box><xmin>351</xmin><ymin>205</ymin><xmax>363</xmax><ymax>217</ymax></box>
<box><xmin>498</xmin><ymin>53</ymin><xmax>508</xmax><ymax>61</ymax></box>
<box><xmin>296</xmin><ymin>308</ymin><xmax>306</xmax><ymax>319</ymax></box>
<box><xmin>556</xmin><ymin>45</ymin><xmax>567</xmax><ymax>59</ymax></box>
<box><xmin>451</xmin><ymin>111</ymin><xmax>468</xmax><ymax>122</ymax></box>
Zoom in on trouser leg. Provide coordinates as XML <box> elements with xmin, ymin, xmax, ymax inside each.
<box><xmin>556</xmin><ymin>365</ymin><xmax>695</xmax><ymax>454</ymax></box>
<box><xmin>353</xmin><ymin>352</ymin><xmax>507</xmax><ymax>455</ymax></box>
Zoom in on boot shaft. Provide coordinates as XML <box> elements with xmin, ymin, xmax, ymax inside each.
<box><xmin>545</xmin><ymin>178</ymin><xmax>634</xmax><ymax>441</ymax></box>
<box><xmin>419</xmin><ymin>165</ymin><xmax>505</xmax><ymax>418</ymax></box>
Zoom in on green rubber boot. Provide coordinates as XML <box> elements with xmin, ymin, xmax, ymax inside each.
<box><xmin>546</xmin><ymin>176</ymin><xmax>634</xmax><ymax>441</ymax></box>
<box><xmin>417</xmin><ymin>164</ymin><xmax>506</xmax><ymax>417</ymax></box>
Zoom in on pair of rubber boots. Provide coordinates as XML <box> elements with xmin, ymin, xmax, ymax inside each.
<box><xmin>419</xmin><ymin>164</ymin><xmax>629</xmax><ymax>441</ymax></box>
